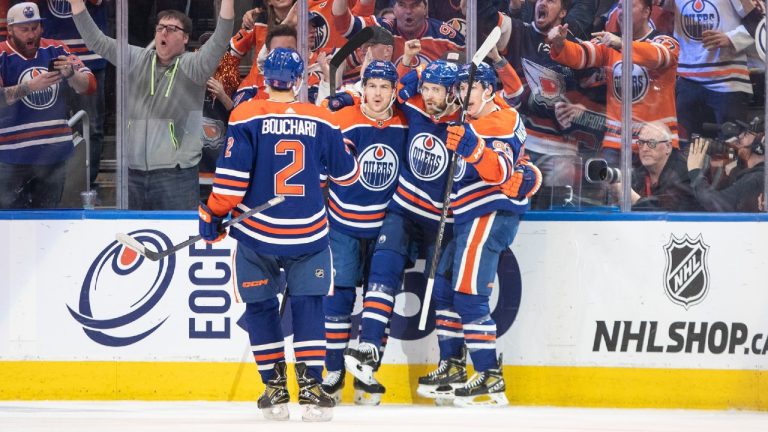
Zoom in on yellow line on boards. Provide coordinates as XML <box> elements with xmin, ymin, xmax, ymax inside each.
<box><xmin>1</xmin><ymin>362</ymin><xmax>765</xmax><ymax>410</ymax></box>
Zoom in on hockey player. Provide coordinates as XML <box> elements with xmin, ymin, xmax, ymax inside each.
<box><xmin>421</xmin><ymin>62</ymin><xmax>540</xmax><ymax>406</ymax></box>
<box><xmin>321</xmin><ymin>60</ymin><xmax>408</xmax><ymax>405</ymax></box>
<box><xmin>198</xmin><ymin>48</ymin><xmax>360</xmax><ymax>422</ymax></box>
<box><xmin>343</xmin><ymin>58</ymin><xmax>461</xmax><ymax>393</ymax></box>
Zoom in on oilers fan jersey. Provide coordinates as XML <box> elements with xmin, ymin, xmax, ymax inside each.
<box><xmin>40</xmin><ymin>0</ymin><xmax>108</xmax><ymax>71</ymax></box>
<box><xmin>452</xmin><ymin>107</ymin><xmax>530</xmax><ymax>224</ymax></box>
<box><xmin>389</xmin><ymin>96</ymin><xmax>461</xmax><ymax>229</ymax></box>
<box><xmin>0</xmin><ymin>39</ymin><xmax>94</xmax><ymax>165</ymax></box>
<box><xmin>207</xmin><ymin>100</ymin><xmax>360</xmax><ymax>256</ymax></box>
<box><xmin>329</xmin><ymin>106</ymin><xmax>409</xmax><ymax>239</ymax></box>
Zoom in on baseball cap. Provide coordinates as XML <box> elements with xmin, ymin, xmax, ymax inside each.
<box><xmin>7</xmin><ymin>2</ymin><xmax>44</xmax><ymax>26</ymax></box>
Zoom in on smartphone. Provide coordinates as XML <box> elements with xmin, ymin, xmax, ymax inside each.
<box><xmin>47</xmin><ymin>58</ymin><xmax>57</xmax><ymax>72</ymax></box>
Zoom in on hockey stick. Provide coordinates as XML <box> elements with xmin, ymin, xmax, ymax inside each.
<box><xmin>116</xmin><ymin>196</ymin><xmax>286</xmax><ymax>262</ymax></box>
<box><xmin>329</xmin><ymin>26</ymin><xmax>375</xmax><ymax>97</ymax></box>
<box><xmin>418</xmin><ymin>27</ymin><xmax>502</xmax><ymax>331</ymax></box>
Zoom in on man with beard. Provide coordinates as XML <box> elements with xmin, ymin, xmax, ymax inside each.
<box><xmin>0</xmin><ymin>2</ymin><xmax>95</xmax><ymax>208</ymax></box>
<box><xmin>66</xmin><ymin>0</ymin><xmax>234</xmax><ymax>210</ymax></box>
<box><xmin>499</xmin><ymin>0</ymin><xmax>605</xmax><ymax>208</ymax></box>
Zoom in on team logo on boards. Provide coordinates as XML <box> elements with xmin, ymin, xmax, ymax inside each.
<box><xmin>358</xmin><ymin>144</ymin><xmax>399</xmax><ymax>191</ymax></box>
<box><xmin>680</xmin><ymin>0</ymin><xmax>720</xmax><ymax>41</ymax></box>
<box><xmin>68</xmin><ymin>230</ymin><xmax>175</xmax><ymax>346</ymax></box>
<box><xmin>19</xmin><ymin>67</ymin><xmax>59</xmax><ymax>110</ymax></box>
<box><xmin>611</xmin><ymin>62</ymin><xmax>650</xmax><ymax>103</ymax></box>
<box><xmin>409</xmin><ymin>133</ymin><xmax>448</xmax><ymax>182</ymax></box>
<box><xmin>48</xmin><ymin>0</ymin><xmax>73</xmax><ymax>18</ymax></box>
<box><xmin>663</xmin><ymin>234</ymin><xmax>710</xmax><ymax>309</ymax></box>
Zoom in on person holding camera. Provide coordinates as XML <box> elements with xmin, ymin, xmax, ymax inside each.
<box><xmin>611</xmin><ymin>122</ymin><xmax>700</xmax><ymax>211</ymax></box>
<box><xmin>687</xmin><ymin>117</ymin><xmax>765</xmax><ymax>212</ymax></box>
<box><xmin>0</xmin><ymin>2</ymin><xmax>96</xmax><ymax>209</ymax></box>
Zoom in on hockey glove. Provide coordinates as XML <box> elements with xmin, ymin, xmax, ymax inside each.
<box><xmin>325</xmin><ymin>92</ymin><xmax>355</xmax><ymax>112</ymax></box>
<box><xmin>199</xmin><ymin>202</ymin><xmax>226</xmax><ymax>243</ymax></box>
<box><xmin>397</xmin><ymin>69</ymin><xmax>420</xmax><ymax>103</ymax></box>
<box><xmin>501</xmin><ymin>163</ymin><xmax>542</xmax><ymax>199</ymax></box>
<box><xmin>446</xmin><ymin>123</ymin><xmax>485</xmax><ymax>163</ymax></box>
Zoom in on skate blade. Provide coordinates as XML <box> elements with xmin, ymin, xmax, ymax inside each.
<box><xmin>261</xmin><ymin>404</ymin><xmax>290</xmax><ymax>421</ymax></box>
<box><xmin>301</xmin><ymin>404</ymin><xmax>333</xmax><ymax>422</ymax></box>
<box><xmin>344</xmin><ymin>355</ymin><xmax>376</xmax><ymax>385</ymax></box>
<box><xmin>435</xmin><ymin>397</ymin><xmax>455</xmax><ymax>406</ymax></box>
<box><xmin>416</xmin><ymin>384</ymin><xmax>461</xmax><ymax>399</ymax></box>
<box><xmin>453</xmin><ymin>392</ymin><xmax>509</xmax><ymax>407</ymax></box>
<box><xmin>354</xmin><ymin>389</ymin><xmax>382</xmax><ymax>406</ymax></box>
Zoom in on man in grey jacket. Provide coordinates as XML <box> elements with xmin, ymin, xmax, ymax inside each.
<box><xmin>67</xmin><ymin>0</ymin><xmax>234</xmax><ymax>209</ymax></box>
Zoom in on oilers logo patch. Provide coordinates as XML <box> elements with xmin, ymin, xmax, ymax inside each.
<box><xmin>48</xmin><ymin>0</ymin><xmax>73</xmax><ymax>18</ymax></box>
<box><xmin>20</xmin><ymin>67</ymin><xmax>59</xmax><ymax>110</ymax></box>
<box><xmin>359</xmin><ymin>144</ymin><xmax>399</xmax><ymax>191</ymax></box>
<box><xmin>756</xmin><ymin>18</ymin><xmax>766</xmax><ymax>61</ymax></box>
<box><xmin>680</xmin><ymin>0</ymin><xmax>720</xmax><ymax>41</ymax></box>
<box><xmin>663</xmin><ymin>234</ymin><xmax>710</xmax><ymax>309</ymax></box>
<box><xmin>310</xmin><ymin>13</ymin><xmax>330</xmax><ymax>51</ymax></box>
<box><xmin>409</xmin><ymin>133</ymin><xmax>448</xmax><ymax>181</ymax></box>
<box><xmin>454</xmin><ymin>157</ymin><xmax>466</xmax><ymax>181</ymax></box>
<box><xmin>611</xmin><ymin>62</ymin><xmax>650</xmax><ymax>103</ymax></box>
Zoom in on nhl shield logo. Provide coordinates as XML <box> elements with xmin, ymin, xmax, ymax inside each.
<box><xmin>663</xmin><ymin>234</ymin><xmax>710</xmax><ymax>309</ymax></box>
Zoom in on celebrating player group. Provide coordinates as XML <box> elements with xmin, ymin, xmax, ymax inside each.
<box><xmin>197</xmin><ymin>28</ymin><xmax>541</xmax><ymax>421</ymax></box>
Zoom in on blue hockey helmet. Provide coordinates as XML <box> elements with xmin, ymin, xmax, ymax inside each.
<box><xmin>420</xmin><ymin>59</ymin><xmax>458</xmax><ymax>90</ymax></box>
<box><xmin>363</xmin><ymin>60</ymin><xmax>398</xmax><ymax>85</ymax></box>
<box><xmin>263</xmin><ymin>47</ymin><xmax>304</xmax><ymax>90</ymax></box>
<box><xmin>456</xmin><ymin>62</ymin><xmax>497</xmax><ymax>93</ymax></box>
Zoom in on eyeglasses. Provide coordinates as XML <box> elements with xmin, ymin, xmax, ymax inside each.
<box><xmin>155</xmin><ymin>24</ymin><xmax>185</xmax><ymax>34</ymax></box>
<box><xmin>636</xmin><ymin>139</ymin><xmax>669</xmax><ymax>149</ymax></box>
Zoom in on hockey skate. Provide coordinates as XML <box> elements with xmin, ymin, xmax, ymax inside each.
<box><xmin>353</xmin><ymin>377</ymin><xmax>385</xmax><ymax>406</ymax></box>
<box><xmin>453</xmin><ymin>355</ymin><xmax>509</xmax><ymax>407</ymax></box>
<box><xmin>257</xmin><ymin>360</ymin><xmax>290</xmax><ymax>421</ymax></box>
<box><xmin>321</xmin><ymin>369</ymin><xmax>345</xmax><ymax>404</ymax></box>
<box><xmin>296</xmin><ymin>362</ymin><xmax>335</xmax><ymax>422</ymax></box>
<box><xmin>417</xmin><ymin>346</ymin><xmax>467</xmax><ymax>405</ymax></box>
<box><xmin>344</xmin><ymin>342</ymin><xmax>380</xmax><ymax>385</ymax></box>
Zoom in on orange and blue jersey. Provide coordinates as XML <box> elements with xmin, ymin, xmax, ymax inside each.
<box><xmin>0</xmin><ymin>39</ymin><xmax>95</xmax><ymax>165</ymax></box>
<box><xmin>550</xmin><ymin>29</ymin><xmax>681</xmax><ymax>150</ymax></box>
<box><xmin>207</xmin><ymin>99</ymin><xmax>360</xmax><ymax>256</ymax></box>
<box><xmin>329</xmin><ymin>106</ymin><xmax>409</xmax><ymax>239</ymax></box>
<box><xmin>451</xmin><ymin>107</ymin><xmax>530</xmax><ymax>223</ymax></box>
<box><xmin>334</xmin><ymin>10</ymin><xmax>465</xmax><ymax>69</ymax></box>
<box><xmin>389</xmin><ymin>96</ymin><xmax>460</xmax><ymax>228</ymax></box>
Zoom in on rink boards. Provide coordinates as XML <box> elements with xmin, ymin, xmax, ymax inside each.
<box><xmin>0</xmin><ymin>211</ymin><xmax>766</xmax><ymax>409</ymax></box>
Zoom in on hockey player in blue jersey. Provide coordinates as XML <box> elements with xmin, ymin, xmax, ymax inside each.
<box><xmin>198</xmin><ymin>48</ymin><xmax>360</xmax><ymax>422</ymax></box>
<box><xmin>343</xmin><ymin>58</ymin><xmax>462</xmax><ymax>391</ymax></box>
<box><xmin>419</xmin><ymin>62</ymin><xmax>541</xmax><ymax>406</ymax></box>
<box><xmin>321</xmin><ymin>60</ymin><xmax>408</xmax><ymax>406</ymax></box>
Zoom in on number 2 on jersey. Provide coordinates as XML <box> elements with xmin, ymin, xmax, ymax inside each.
<box><xmin>274</xmin><ymin>139</ymin><xmax>305</xmax><ymax>196</ymax></box>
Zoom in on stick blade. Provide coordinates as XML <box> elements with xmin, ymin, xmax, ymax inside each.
<box><xmin>116</xmin><ymin>233</ymin><xmax>147</xmax><ymax>256</ymax></box>
<box><xmin>472</xmin><ymin>26</ymin><xmax>502</xmax><ymax>66</ymax></box>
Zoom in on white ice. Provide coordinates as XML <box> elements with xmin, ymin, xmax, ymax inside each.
<box><xmin>1</xmin><ymin>402</ymin><xmax>767</xmax><ymax>432</ymax></box>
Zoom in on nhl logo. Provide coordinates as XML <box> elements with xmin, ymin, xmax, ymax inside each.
<box><xmin>663</xmin><ymin>234</ymin><xmax>710</xmax><ymax>309</ymax></box>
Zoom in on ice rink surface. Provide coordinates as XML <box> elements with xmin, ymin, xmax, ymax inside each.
<box><xmin>1</xmin><ymin>402</ymin><xmax>766</xmax><ymax>432</ymax></box>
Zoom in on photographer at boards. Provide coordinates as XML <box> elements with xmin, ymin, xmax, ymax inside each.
<box><xmin>609</xmin><ymin>122</ymin><xmax>700</xmax><ymax>211</ymax></box>
<box><xmin>687</xmin><ymin>116</ymin><xmax>765</xmax><ymax>212</ymax></box>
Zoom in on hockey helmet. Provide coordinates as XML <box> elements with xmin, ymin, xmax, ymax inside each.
<box><xmin>363</xmin><ymin>60</ymin><xmax>398</xmax><ymax>85</ymax></box>
<box><xmin>263</xmin><ymin>47</ymin><xmax>304</xmax><ymax>90</ymax></box>
<box><xmin>456</xmin><ymin>62</ymin><xmax>497</xmax><ymax>93</ymax></box>
<box><xmin>420</xmin><ymin>59</ymin><xmax>458</xmax><ymax>90</ymax></box>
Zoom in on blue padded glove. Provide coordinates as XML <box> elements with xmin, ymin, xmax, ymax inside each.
<box><xmin>198</xmin><ymin>202</ymin><xmax>226</xmax><ymax>243</ymax></box>
<box><xmin>446</xmin><ymin>122</ymin><xmax>484</xmax><ymax>163</ymax></box>
<box><xmin>397</xmin><ymin>69</ymin><xmax>420</xmax><ymax>102</ymax></box>
<box><xmin>325</xmin><ymin>92</ymin><xmax>355</xmax><ymax>111</ymax></box>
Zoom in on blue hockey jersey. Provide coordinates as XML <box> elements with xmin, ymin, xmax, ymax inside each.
<box><xmin>207</xmin><ymin>99</ymin><xmax>360</xmax><ymax>256</ymax></box>
<box><xmin>329</xmin><ymin>106</ymin><xmax>408</xmax><ymax>239</ymax></box>
<box><xmin>0</xmin><ymin>39</ymin><xmax>94</xmax><ymax>165</ymax></box>
<box><xmin>39</xmin><ymin>0</ymin><xmax>109</xmax><ymax>71</ymax></box>
<box><xmin>388</xmin><ymin>96</ymin><xmax>460</xmax><ymax>229</ymax></box>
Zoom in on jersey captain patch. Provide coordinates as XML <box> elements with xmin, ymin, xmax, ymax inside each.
<box><xmin>358</xmin><ymin>144</ymin><xmax>399</xmax><ymax>191</ymax></box>
<box><xmin>409</xmin><ymin>133</ymin><xmax>448</xmax><ymax>182</ymax></box>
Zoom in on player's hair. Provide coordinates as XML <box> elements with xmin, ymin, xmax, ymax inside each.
<box><xmin>266</xmin><ymin>24</ymin><xmax>298</xmax><ymax>50</ymax></box>
<box><xmin>559</xmin><ymin>0</ymin><xmax>571</xmax><ymax>12</ymax></box>
<box><xmin>156</xmin><ymin>10</ymin><xmax>192</xmax><ymax>34</ymax></box>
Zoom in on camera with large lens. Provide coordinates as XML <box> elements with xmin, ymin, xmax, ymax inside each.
<box><xmin>585</xmin><ymin>158</ymin><xmax>621</xmax><ymax>184</ymax></box>
<box><xmin>700</xmin><ymin>122</ymin><xmax>742</xmax><ymax>155</ymax></box>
